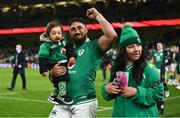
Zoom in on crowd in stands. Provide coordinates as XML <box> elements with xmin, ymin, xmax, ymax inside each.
<box><xmin>0</xmin><ymin>47</ymin><xmax>38</xmax><ymax>65</ymax></box>
<box><xmin>0</xmin><ymin>0</ymin><xmax>180</xmax><ymax>28</ymax></box>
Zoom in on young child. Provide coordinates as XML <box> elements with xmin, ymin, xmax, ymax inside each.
<box><xmin>38</xmin><ymin>21</ymin><xmax>76</xmax><ymax>105</ymax></box>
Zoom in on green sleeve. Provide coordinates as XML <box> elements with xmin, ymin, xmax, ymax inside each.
<box><xmin>101</xmin><ymin>83</ymin><xmax>114</xmax><ymax>101</ymax></box>
<box><xmin>38</xmin><ymin>43</ymin><xmax>50</xmax><ymax>58</ymax></box>
<box><xmin>132</xmin><ymin>65</ymin><xmax>164</xmax><ymax>106</ymax></box>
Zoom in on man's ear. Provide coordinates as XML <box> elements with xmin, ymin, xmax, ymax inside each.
<box><xmin>85</xmin><ymin>28</ymin><xmax>88</xmax><ymax>34</ymax></box>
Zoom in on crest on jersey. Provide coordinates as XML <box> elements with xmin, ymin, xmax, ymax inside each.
<box><xmin>78</xmin><ymin>49</ymin><xmax>84</xmax><ymax>56</ymax></box>
<box><xmin>61</xmin><ymin>48</ymin><xmax>66</xmax><ymax>55</ymax></box>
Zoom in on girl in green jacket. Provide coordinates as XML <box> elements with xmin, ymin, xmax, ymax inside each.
<box><xmin>101</xmin><ymin>24</ymin><xmax>164</xmax><ymax>117</ymax></box>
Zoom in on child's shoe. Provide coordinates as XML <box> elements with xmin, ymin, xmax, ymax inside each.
<box><xmin>47</xmin><ymin>96</ymin><xmax>59</xmax><ymax>105</ymax></box>
<box><xmin>59</xmin><ymin>93</ymin><xmax>73</xmax><ymax>105</ymax></box>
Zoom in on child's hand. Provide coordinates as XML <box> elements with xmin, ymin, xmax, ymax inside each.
<box><xmin>68</xmin><ymin>57</ymin><xmax>76</xmax><ymax>67</ymax></box>
<box><xmin>120</xmin><ymin>87</ymin><xmax>137</xmax><ymax>97</ymax></box>
<box><xmin>105</xmin><ymin>82</ymin><xmax>121</xmax><ymax>95</ymax></box>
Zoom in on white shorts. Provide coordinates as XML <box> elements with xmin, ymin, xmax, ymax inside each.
<box><xmin>49</xmin><ymin>99</ymin><xmax>98</xmax><ymax>118</ymax></box>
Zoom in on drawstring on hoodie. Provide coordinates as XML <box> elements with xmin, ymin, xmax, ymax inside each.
<box><xmin>58</xmin><ymin>40</ymin><xmax>61</xmax><ymax>46</ymax></box>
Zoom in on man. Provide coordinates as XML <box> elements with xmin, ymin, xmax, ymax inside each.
<box><xmin>152</xmin><ymin>42</ymin><xmax>169</xmax><ymax>114</ymax></box>
<box><xmin>48</xmin><ymin>7</ymin><xmax>117</xmax><ymax>117</ymax></box>
<box><xmin>153</xmin><ymin>42</ymin><xmax>164</xmax><ymax>70</ymax></box>
<box><xmin>7</xmin><ymin>44</ymin><xmax>26</xmax><ymax>91</ymax></box>
<box><xmin>168</xmin><ymin>44</ymin><xmax>178</xmax><ymax>86</ymax></box>
<box><xmin>175</xmin><ymin>46</ymin><xmax>180</xmax><ymax>90</ymax></box>
<box><xmin>100</xmin><ymin>53</ymin><xmax>111</xmax><ymax>81</ymax></box>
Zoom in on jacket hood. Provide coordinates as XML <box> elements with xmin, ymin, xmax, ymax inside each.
<box><xmin>40</xmin><ymin>32</ymin><xmax>52</xmax><ymax>42</ymax></box>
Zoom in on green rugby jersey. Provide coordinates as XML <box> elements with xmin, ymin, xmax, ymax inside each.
<box><xmin>39</xmin><ymin>41</ymin><xmax>67</xmax><ymax>64</ymax></box>
<box><xmin>68</xmin><ymin>39</ymin><xmax>105</xmax><ymax>104</ymax></box>
<box><xmin>153</xmin><ymin>51</ymin><xmax>163</xmax><ymax>69</ymax></box>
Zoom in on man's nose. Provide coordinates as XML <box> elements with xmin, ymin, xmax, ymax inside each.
<box><xmin>74</xmin><ymin>28</ymin><xmax>80</xmax><ymax>33</ymax></box>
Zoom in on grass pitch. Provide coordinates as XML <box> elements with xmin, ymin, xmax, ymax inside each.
<box><xmin>0</xmin><ymin>68</ymin><xmax>180</xmax><ymax>117</ymax></box>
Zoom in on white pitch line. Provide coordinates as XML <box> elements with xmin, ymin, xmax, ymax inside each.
<box><xmin>0</xmin><ymin>92</ymin><xmax>17</xmax><ymax>95</ymax></box>
<box><xmin>98</xmin><ymin>107</ymin><xmax>112</xmax><ymax>112</ymax></box>
<box><xmin>0</xmin><ymin>96</ymin><xmax>49</xmax><ymax>104</ymax></box>
<box><xmin>0</xmin><ymin>96</ymin><xmax>112</xmax><ymax>112</ymax></box>
<box><xmin>0</xmin><ymin>95</ymin><xmax>180</xmax><ymax>112</ymax></box>
<box><xmin>164</xmin><ymin>96</ymin><xmax>180</xmax><ymax>101</ymax></box>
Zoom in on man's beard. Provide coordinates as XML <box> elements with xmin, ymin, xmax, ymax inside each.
<box><xmin>73</xmin><ymin>35</ymin><xmax>87</xmax><ymax>46</ymax></box>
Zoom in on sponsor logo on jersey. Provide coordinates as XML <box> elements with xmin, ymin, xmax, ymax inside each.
<box><xmin>69</xmin><ymin>70</ymin><xmax>76</xmax><ymax>74</ymax></box>
<box><xmin>68</xmin><ymin>63</ymin><xmax>75</xmax><ymax>69</ymax></box>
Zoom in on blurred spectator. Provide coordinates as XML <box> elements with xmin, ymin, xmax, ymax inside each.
<box><xmin>175</xmin><ymin>46</ymin><xmax>180</xmax><ymax>90</ymax></box>
<box><xmin>0</xmin><ymin>47</ymin><xmax>39</xmax><ymax>67</ymax></box>
<box><xmin>7</xmin><ymin>44</ymin><xmax>26</xmax><ymax>91</ymax></box>
<box><xmin>167</xmin><ymin>44</ymin><xmax>178</xmax><ymax>86</ymax></box>
<box><xmin>100</xmin><ymin>53</ymin><xmax>112</xmax><ymax>81</ymax></box>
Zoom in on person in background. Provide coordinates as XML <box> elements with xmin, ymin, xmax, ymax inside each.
<box><xmin>100</xmin><ymin>52</ymin><xmax>111</xmax><ymax>81</ymax></box>
<box><xmin>7</xmin><ymin>44</ymin><xmax>26</xmax><ymax>91</ymax></box>
<box><xmin>48</xmin><ymin>7</ymin><xmax>117</xmax><ymax>118</ymax></box>
<box><xmin>175</xmin><ymin>46</ymin><xmax>180</xmax><ymax>90</ymax></box>
<box><xmin>38</xmin><ymin>21</ymin><xmax>76</xmax><ymax>105</ymax></box>
<box><xmin>152</xmin><ymin>42</ymin><xmax>169</xmax><ymax>114</ymax></box>
<box><xmin>168</xmin><ymin>44</ymin><xmax>178</xmax><ymax>86</ymax></box>
<box><xmin>101</xmin><ymin>24</ymin><xmax>164</xmax><ymax>117</ymax></box>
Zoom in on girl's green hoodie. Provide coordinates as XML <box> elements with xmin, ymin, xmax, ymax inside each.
<box><xmin>102</xmin><ymin>62</ymin><xmax>164</xmax><ymax>117</ymax></box>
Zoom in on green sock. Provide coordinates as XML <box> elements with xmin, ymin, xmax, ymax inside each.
<box><xmin>57</xmin><ymin>81</ymin><xmax>67</xmax><ymax>99</ymax></box>
<box><xmin>51</xmin><ymin>86</ymin><xmax>58</xmax><ymax>96</ymax></box>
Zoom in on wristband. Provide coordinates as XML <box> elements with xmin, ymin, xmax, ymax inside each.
<box><xmin>95</xmin><ymin>15</ymin><xmax>105</xmax><ymax>22</ymax></box>
<box><xmin>95</xmin><ymin>15</ymin><xmax>100</xmax><ymax>22</ymax></box>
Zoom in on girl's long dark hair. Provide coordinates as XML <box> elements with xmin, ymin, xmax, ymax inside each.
<box><xmin>110</xmin><ymin>47</ymin><xmax>147</xmax><ymax>83</ymax></box>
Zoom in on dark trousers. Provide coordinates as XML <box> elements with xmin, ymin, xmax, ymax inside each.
<box><xmin>10</xmin><ymin>67</ymin><xmax>26</xmax><ymax>89</ymax></box>
<box><xmin>157</xmin><ymin>66</ymin><xmax>166</xmax><ymax>115</ymax></box>
<box><xmin>49</xmin><ymin>62</ymin><xmax>69</xmax><ymax>87</ymax></box>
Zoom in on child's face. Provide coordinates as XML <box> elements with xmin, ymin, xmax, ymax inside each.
<box><xmin>50</xmin><ymin>26</ymin><xmax>63</xmax><ymax>42</ymax></box>
<box><xmin>125</xmin><ymin>43</ymin><xmax>142</xmax><ymax>62</ymax></box>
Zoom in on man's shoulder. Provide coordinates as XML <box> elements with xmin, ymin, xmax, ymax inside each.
<box><xmin>84</xmin><ymin>39</ymin><xmax>98</xmax><ymax>47</ymax></box>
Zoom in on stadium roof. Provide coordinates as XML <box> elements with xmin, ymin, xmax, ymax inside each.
<box><xmin>0</xmin><ymin>18</ymin><xmax>180</xmax><ymax>35</ymax></box>
<box><xmin>0</xmin><ymin>0</ymin><xmax>180</xmax><ymax>29</ymax></box>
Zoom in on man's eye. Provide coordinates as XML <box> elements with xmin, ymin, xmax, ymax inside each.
<box><xmin>71</xmin><ymin>28</ymin><xmax>75</xmax><ymax>31</ymax></box>
<box><xmin>77</xmin><ymin>26</ymin><xmax>82</xmax><ymax>30</ymax></box>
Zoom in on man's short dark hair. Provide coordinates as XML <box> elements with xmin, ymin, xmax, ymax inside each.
<box><xmin>69</xmin><ymin>17</ymin><xmax>86</xmax><ymax>26</ymax></box>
